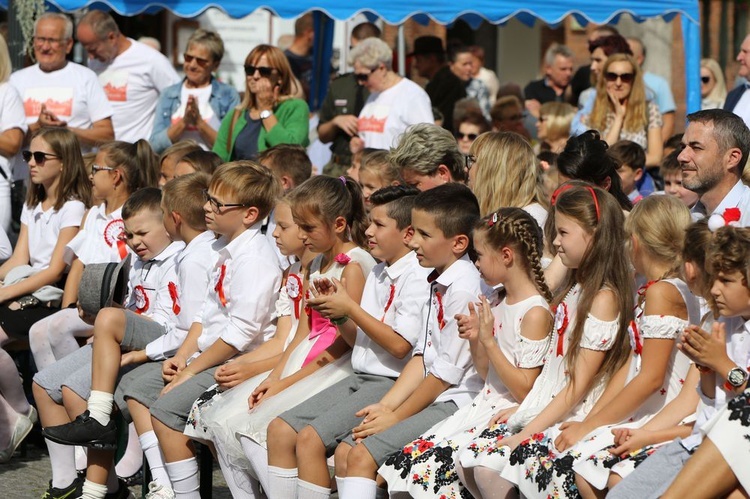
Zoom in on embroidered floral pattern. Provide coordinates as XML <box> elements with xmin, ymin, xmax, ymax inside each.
<box><xmin>728</xmin><ymin>390</ymin><xmax>750</xmax><ymax>427</ymax></box>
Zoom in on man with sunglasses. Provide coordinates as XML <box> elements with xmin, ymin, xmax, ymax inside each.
<box><xmin>9</xmin><ymin>13</ymin><xmax>114</xmax><ymax>152</ymax></box>
<box><xmin>724</xmin><ymin>34</ymin><xmax>750</xmax><ymax>127</ymax></box>
<box><xmin>76</xmin><ymin>10</ymin><xmax>179</xmax><ymax>142</ymax></box>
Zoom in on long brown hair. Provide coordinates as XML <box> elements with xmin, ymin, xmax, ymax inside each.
<box><xmin>99</xmin><ymin>140</ymin><xmax>159</xmax><ymax>193</ymax></box>
<box><xmin>553</xmin><ymin>183</ymin><xmax>633</xmax><ymax>390</ymax></box>
<box><xmin>238</xmin><ymin>44</ymin><xmax>299</xmax><ymax>111</ymax></box>
<box><xmin>589</xmin><ymin>54</ymin><xmax>648</xmax><ymax>135</ymax></box>
<box><xmin>26</xmin><ymin>128</ymin><xmax>91</xmax><ymax>210</ymax></box>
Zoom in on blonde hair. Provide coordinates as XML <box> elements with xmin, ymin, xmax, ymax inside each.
<box><xmin>360</xmin><ymin>149</ymin><xmax>401</xmax><ymax>185</ymax></box>
<box><xmin>0</xmin><ymin>35</ymin><xmax>11</xmax><ymax>83</ymax></box>
<box><xmin>470</xmin><ymin>132</ymin><xmax>548</xmax><ymax>216</ymax></box>
<box><xmin>589</xmin><ymin>54</ymin><xmax>648</xmax><ymax>134</ymax></box>
<box><xmin>210</xmin><ymin>161</ymin><xmax>281</xmax><ymax>220</ymax></box>
<box><xmin>539</xmin><ymin>102</ymin><xmax>576</xmax><ymax>143</ymax></box>
<box><xmin>701</xmin><ymin>58</ymin><xmax>727</xmax><ymax>105</ymax></box>
<box><xmin>162</xmin><ymin>172</ymin><xmax>211</xmax><ymax>231</ymax></box>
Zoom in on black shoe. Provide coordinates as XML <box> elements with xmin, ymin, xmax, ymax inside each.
<box><xmin>118</xmin><ymin>466</ymin><xmax>143</xmax><ymax>487</ymax></box>
<box><xmin>40</xmin><ymin>477</ymin><xmax>83</xmax><ymax>499</ymax></box>
<box><xmin>104</xmin><ymin>479</ymin><xmax>135</xmax><ymax>499</ymax></box>
<box><xmin>42</xmin><ymin>411</ymin><xmax>117</xmax><ymax>450</ymax></box>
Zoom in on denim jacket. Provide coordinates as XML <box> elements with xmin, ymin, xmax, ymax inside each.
<box><xmin>150</xmin><ymin>77</ymin><xmax>240</xmax><ymax>153</ymax></box>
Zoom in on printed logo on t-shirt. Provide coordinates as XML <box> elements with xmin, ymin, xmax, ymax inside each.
<box><xmin>23</xmin><ymin>87</ymin><xmax>74</xmax><ymax>118</ymax></box>
<box><xmin>99</xmin><ymin>69</ymin><xmax>129</xmax><ymax>102</ymax></box>
<box><xmin>358</xmin><ymin>104</ymin><xmax>390</xmax><ymax>134</ymax></box>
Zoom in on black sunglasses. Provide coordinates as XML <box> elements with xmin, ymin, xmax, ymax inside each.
<box><xmin>202</xmin><ymin>189</ymin><xmax>248</xmax><ymax>213</ymax></box>
<box><xmin>354</xmin><ymin>71</ymin><xmax>372</xmax><ymax>83</ymax></box>
<box><xmin>244</xmin><ymin>65</ymin><xmax>276</xmax><ymax>78</ymax></box>
<box><xmin>22</xmin><ymin>150</ymin><xmax>60</xmax><ymax>165</ymax></box>
<box><xmin>701</xmin><ymin>76</ymin><xmax>712</xmax><ymax>84</ymax></box>
<box><xmin>456</xmin><ymin>132</ymin><xmax>478</xmax><ymax>141</ymax></box>
<box><xmin>604</xmin><ymin>71</ymin><xmax>634</xmax><ymax>84</ymax></box>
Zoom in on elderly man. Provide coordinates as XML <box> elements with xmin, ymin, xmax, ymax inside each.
<box><xmin>724</xmin><ymin>34</ymin><xmax>750</xmax><ymax>127</ymax></box>
<box><xmin>76</xmin><ymin>10</ymin><xmax>179</xmax><ymax>142</ymax></box>
<box><xmin>9</xmin><ymin>13</ymin><xmax>114</xmax><ymax>150</ymax></box>
<box><xmin>678</xmin><ymin>108</ymin><xmax>750</xmax><ymax>226</ymax></box>
<box><xmin>524</xmin><ymin>43</ymin><xmax>574</xmax><ymax>118</ymax></box>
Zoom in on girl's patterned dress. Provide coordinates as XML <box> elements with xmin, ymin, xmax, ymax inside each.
<box><xmin>379</xmin><ymin>294</ymin><xmax>551</xmax><ymax>499</ymax></box>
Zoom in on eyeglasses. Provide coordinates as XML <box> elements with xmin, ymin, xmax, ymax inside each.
<box><xmin>465</xmin><ymin>154</ymin><xmax>476</xmax><ymax>171</ymax></box>
<box><xmin>244</xmin><ymin>65</ymin><xmax>276</xmax><ymax>78</ymax></box>
<box><xmin>604</xmin><ymin>72</ymin><xmax>634</xmax><ymax>84</ymax></box>
<box><xmin>202</xmin><ymin>189</ymin><xmax>248</xmax><ymax>213</ymax></box>
<box><xmin>22</xmin><ymin>150</ymin><xmax>60</xmax><ymax>165</ymax></box>
<box><xmin>701</xmin><ymin>76</ymin><xmax>712</xmax><ymax>84</ymax></box>
<box><xmin>456</xmin><ymin>132</ymin><xmax>478</xmax><ymax>141</ymax></box>
<box><xmin>91</xmin><ymin>164</ymin><xmax>115</xmax><ymax>175</ymax></box>
<box><xmin>184</xmin><ymin>53</ymin><xmax>212</xmax><ymax>67</ymax></box>
<box><xmin>33</xmin><ymin>36</ymin><xmax>67</xmax><ymax>46</ymax></box>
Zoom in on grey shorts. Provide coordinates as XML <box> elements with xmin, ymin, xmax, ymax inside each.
<box><xmin>607</xmin><ymin>439</ymin><xmax>692</xmax><ymax>499</ymax></box>
<box><xmin>279</xmin><ymin>374</ymin><xmax>396</xmax><ymax>454</ymax></box>
<box><xmin>117</xmin><ymin>361</ymin><xmax>218</xmax><ymax>432</ymax></box>
<box><xmin>121</xmin><ymin>310</ymin><xmax>166</xmax><ymax>351</ymax></box>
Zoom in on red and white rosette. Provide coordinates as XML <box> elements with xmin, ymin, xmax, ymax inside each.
<box><xmin>134</xmin><ymin>284</ymin><xmax>149</xmax><ymax>314</ymax></box>
<box><xmin>286</xmin><ymin>273</ymin><xmax>303</xmax><ymax>319</ymax></box>
<box><xmin>708</xmin><ymin>207</ymin><xmax>742</xmax><ymax>232</ymax></box>
<box><xmin>104</xmin><ymin>218</ymin><xmax>128</xmax><ymax>259</ymax></box>
<box><xmin>554</xmin><ymin>301</ymin><xmax>570</xmax><ymax>357</ymax></box>
<box><xmin>168</xmin><ymin>281</ymin><xmax>181</xmax><ymax>315</ymax></box>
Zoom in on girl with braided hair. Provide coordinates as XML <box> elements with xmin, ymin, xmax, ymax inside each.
<box><xmin>378</xmin><ymin>207</ymin><xmax>553</xmax><ymax>498</ymax></box>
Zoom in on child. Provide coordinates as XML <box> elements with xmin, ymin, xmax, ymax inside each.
<box><xmin>258</xmin><ymin>143</ymin><xmax>313</xmax><ymax>193</ymax></box>
<box><xmin>112</xmin><ymin>161</ymin><xmax>284</xmax><ymax>499</ymax></box>
<box><xmin>262</xmin><ymin>185</ymin><xmax>428</xmax><ymax>499</ymax></box>
<box><xmin>660</xmin><ymin>149</ymin><xmax>699</xmax><ymax>208</ymax></box>
<box><xmin>357</xmin><ymin>149</ymin><xmax>401</xmax><ymax>209</ymax></box>
<box><xmin>173</xmin><ymin>149</ymin><xmax>222</xmax><ymax>177</ymax></box>
<box><xmin>0</xmin><ymin>128</ymin><xmax>90</xmax><ymax>470</ymax></box>
<box><xmin>33</xmin><ymin>187</ymin><xmax>183</xmax><ymax>499</ymax></box>
<box><xmin>158</xmin><ymin>141</ymin><xmax>201</xmax><ymax>188</ymax></box>
<box><xmin>325</xmin><ymin>183</ymin><xmax>483</xmax><ymax>499</ymax></box>
<box><xmin>379</xmin><ymin>207</ymin><xmax>553</xmax><ymax>498</ymax></box>
<box><xmin>29</xmin><ymin>139</ymin><xmax>159</xmax><ymax>373</ymax></box>
<box><xmin>609</xmin><ymin>140</ymin><xmax>646</xmax><ymax>204</ymax></box>
<box><xmin>457</xmin><ymin>183</ymin><xmax>633</xmax><ymax>499</ymax></box>
<box><xmin>206</xmin><ymin>175</ymin><xmax>375</xmax><ymax>494</ymax></box>
<box><xmin>609</xmin><ymin>224</ymin><xmax>750</xmax><ymax>499</ymax></box>
<box><xmin>529</xmin><ymin>195</ymin><xmax>698</xmax><ymax>499</ymax></box>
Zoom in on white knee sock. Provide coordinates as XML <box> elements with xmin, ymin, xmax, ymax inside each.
<box><xmin>87</xmin><ymin>391</ymin><xmax>114</xmax><ymax>426</ymax></box>
<box><xmin>339</xmin><ymin>477</ymin><xmax>376</xmax><ymax>499</ymax></box>
<box><xmin>298</xmin><ymin>479</ymin><xmax>331</xmax><ymax>499</ymax></box>
<box><xmin>80</xmin><ymin>479</ymin><xmax>108</xmax><ymax>499</ymax></box>
<box><xmin>115</xmin><ymin>423</ymin><xmax>143</xmax><ymax>479</ymax></box>
<box><xmin>267</xmin><ymin>466</ymin><xmax>298</xmax><ymax>499</ymax></box>
<box><xmin>46</xmin><ymin>439</ymin><xmax>78</xmax><ymax>489</ymax></box>
<box><xmin>165</xmin><ymin>457</ymin><xmax>200</xmax><ymax>499</ymax></box>
<box><xmin>240</xmin><ymin>435</ymin><xmax>270</xmax><ymax>491</ymax></box>
<box><xmin>334</xmin><ymin>476</ymin><xmax>347</xmax><ymax>497</ymax></box>
<box><xmin>139</xmin><ymin>431</ymin><xmax>171</xmax><ymax>488</ymax></box>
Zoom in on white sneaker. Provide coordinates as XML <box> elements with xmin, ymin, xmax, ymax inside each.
<box><xmin>145</xmin><ymin>482</ymin><xmax>175</xmax><ymax>499</ymax></box>
<box><xmin>0</xmin><ymin>411</ymin><xmax>34</xmax><ymax>463</ymax></box>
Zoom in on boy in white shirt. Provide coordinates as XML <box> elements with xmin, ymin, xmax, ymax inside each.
<box><xmin>33</xmin><ymin>187</ymin><xmax>183</xmax><ymax>499</ymax></box>
<box><xmin>113</xmin><ymin>162</ymin><xmax>283</xmax><ymax>498</ymax></box>
<box><xmin>284</xmin><ymin>183</ymin><xmax>482</xmax><ymax>499</ymax></box>
<box><xmin>265</xmin><ymin>185</ymin><xmax>430</xmax><ymax>498</ymax></box>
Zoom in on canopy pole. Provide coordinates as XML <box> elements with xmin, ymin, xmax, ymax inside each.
<box><xmin>397</xmin><ymin>24</ymin><xmax>405</xmax><ymax>76</ymax></box>
<box><xmin>681</xmin><ymin>15</ymin><xmax>701</xmax><ymax>114</ymax></box>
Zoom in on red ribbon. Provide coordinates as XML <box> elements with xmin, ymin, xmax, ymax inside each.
<box><xmin>215</xmin><ymin>264</ymin><xmax>227</xmax><ymax>307</ymax></box>
<box><xmin>435</xmin><ymin>290</ymin><xmax>446</xmax><ymax>330</ymax></box>
<box><xmin>116</xmin><ymin>240</ymin><xmax>128</xmax><ymax>259</ymax></box>
<box><xmin>287</xmin><ymin>274</ymin><xmax>303</xmax><ymax>319</ymax></box>
<box><xmin>629</xmin><ymin>319</ymin><xmax>642</xmax><ymax>355</ymax></box>
<box><xmin>555</xmin><ymin>302</ymin><xmax>569</xmax><ymax>356</ymax></box>
<box><xmin>168</xmin><ymin>281</ymin><xmax>181</xmax><ymax>315</ymax></box>
<box><xmin>380</xmin><ymin>284</ymin><xmax>396</xmax><ymax>322</ymax></box>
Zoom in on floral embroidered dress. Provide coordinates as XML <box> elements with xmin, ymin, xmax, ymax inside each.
<box><xmin>568</xmin><ymin>278</ymin><xmax>700</xmax><ymax>493</ymax></box>
<box><xmin>379</xmin><ymin>294</ymin><xmax>551</xmax><ymax>498</ymax></box>
<box><xmin>701</xmin><ymin>387</ymin><xmax>750</xmax><ymax>492</ymax></box>
<box><xmin>458</xmin><ymin>284</ymin><xmax>618</xmax><ymax>498</ymax></box>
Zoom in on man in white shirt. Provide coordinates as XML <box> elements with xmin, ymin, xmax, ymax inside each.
<box><xmin>9</xmin><ymin>13</ymin><xmax>114</xmax><ymax>149</ymax></box>
<box><xmin>76</xmin><ymin>11</ymin><xmax>180</xmax><ymax>142</ymax></box>
<box><xmin>678</xmin><ymin>109</ymin><xmax>750</xmax><ymax>226</ymax></box>
<box><xmin>724</xmin><ymin>34</ymin><xmax>750</xmax><ymax>127</ymax></box>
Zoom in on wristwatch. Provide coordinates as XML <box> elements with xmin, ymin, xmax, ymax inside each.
<box><xmin>259</xmin><ymin>109</ymin><xmax>273</xmax><ymax>120</ymax></box>
<box><xmin>726</xmin><ymin>366</ymin><xmax>749</xmax><ymax>388</ymax></box>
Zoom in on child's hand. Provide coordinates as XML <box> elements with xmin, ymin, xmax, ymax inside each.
<box><xmin>496</xmin><ymin>432</ymin><xmax>524</xmax><ymax>453</ymax></box>
<box><xmin>215</xmin><ymin>361</ymin><xmax>260</xmax><ymax>389</ymax></box>
<box><xmin>307</xmin><ymin>277</ymin><xmax>353</xmax><ymax>318</ymax></box>
<box><xmin>248</xmin><ymin>374</ymin><xmax>281</xmax><ymax>409</ymax></box>
<box><xmin>162</xmin><ymin>356</ymin><xmax>186</xmax><ymax>382</ymax></box>
<box><xmin>161</xmin><ymin>370</ymin><xmax>193</xmax><ymax>395</ymax></box>
<box><xmin>678</xmin><ymin>322</ymin><xmax>728</xmax><ymax>371</ymax></box>
<box><xmin>555</xmin><ymin>420</ymin><xmax>593</xmax><ymax>452</ymax></box>
<box><xmin>352</xmin><ymin>406</ymin><xmax>398</xmax><ymax>442</ymax></box>
<box><xmin>488</xmin><ymin>405</ymin><xmax>518</xmax><ymax>426</ymax></box>
<box><xmin>312</xmin><ymin>277</ymin><xmax>336</xmax><ymax>296</ymax></box>
<box><xmin>456</xmin><ymin>302</ymin><xmax>480</xmax><ymax>341</ymax></box>
<box><xmin>609</xmin><ymin>427</ymin><xmax>655</xmax><ymax>457</ymax></box>
<box><xmin>120</xmin><ymin>349</ymin><xmax>147</xmax><ymax>367</ymax></box>
<box><xmin>476</xmin><ymin>295</ymin><xmax>496</xmax><ymax>346</ymax></box>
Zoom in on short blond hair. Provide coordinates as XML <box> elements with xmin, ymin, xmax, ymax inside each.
<box><xmin>539</xmin><ymin>102</ymin><xmax>576</xmax><ymax>143</ymax></box>
<box><xmin>210</xmin><ymin>161</ymin><xmax>281</xmax><ymax>220</ymax></box>
<box><xmin>162</xmin><ymin>172</ymin><xmax>211</xmax><ymax>231</ymax></box>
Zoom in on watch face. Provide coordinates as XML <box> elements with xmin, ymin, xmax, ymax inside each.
<box><xmin>260</xmin><ymin>110</ymin><xmax>272</xmax><ymax>119</ymax></box>
<box><xmin>728</xmin><ymin>368</ymin><xmax>748</xmax><ymax>387</ymax></box>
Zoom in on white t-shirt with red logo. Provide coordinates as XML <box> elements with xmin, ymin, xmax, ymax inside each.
<box><xmin>89</xmin><ymin>39</ymin><xmax>180</xmax><ymax>142</ymax></box>
<box><xmin>357</xmin><ymin>78</ymin><xmax>433</xmax><ymax>150</ymax></box>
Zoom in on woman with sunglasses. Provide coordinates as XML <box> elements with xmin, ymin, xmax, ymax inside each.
<box><xmin>455</xmin><ymin>109</ymin><xmax>490</xmax><ymax>155</ymax></box>
<box><xmin>584</xmin><ymin>53</ymin><xmax>663</xmax><ymax>166</ymax></box>
<box><xmin>700</xmin><ymin>58</ymin><xmax>727</xmax><ymax>110</ymax></box>
<box><xmin>214</xmin><ymin>44</ymin><xmax>309</xmax><ymax>162</ymax></box>
<box><xmin>150</xmin><ymin>29</ymin><xmax>240</xmax><ymax>154</ymax></box>
<box><xmin>348</xmin><ymin>38</ymin><xmax>432</xmax><ymax>154</ymax></box>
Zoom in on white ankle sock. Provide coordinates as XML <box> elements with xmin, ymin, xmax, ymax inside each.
<box><xmin>80</xmin><ymin>479</ymin><xmax>107</xmax><ymax>499</ymax></box>
<box><xmin>267</xmin><ymin>466</ymin><xmax>298</xmax><ymax>499</ymax></box>
<box><xmin>297</xmin><ymin>479</ymin><xmax>331</xmax><ymax>499</ymax></box>
<box><xmin>115</xmin><ymin>423</ymin><xmax>143</xmax><ymax>479</ymax></box>
<box><xmin>139</xmin><ymin>431</ymin><xmax>171</xmax><ymax>488</ymax></box>
<box><xmin>334</xmin><ymin>476</ymin><xmax>347</xmax><ymax>497</ymax></box>
<box><xmin>87</xmin><ymin>391</ymin><xmax>114</xmax><ymax>426</ymax></box>
<box><xmin>340</xmin><ymin>477</ymin><xmax>377</xmax><ymax>499</ymax></box>
<box><xmin>165</xmin><ymin>457</ymin><xmax>200</xmax><ymax>499</ymax></box>
<box><xmin>46</xmin><ymin>439</ymin><xmax>78</xmax><ymax>489</ymax></box>
<box><xmin>240</xmin><ymin>435</ymin><xmax>270</xmax><ymax>491</ymax></box>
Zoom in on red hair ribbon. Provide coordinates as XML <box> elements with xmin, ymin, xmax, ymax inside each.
<box><xmin>380</xmin><ymin>284</ymin><xmax>396</xmax><ymax>322</ymax></box>
<box><xmin>554</xmin><ymin>302</ymin><xmax>570</xmax><ymax>356</ymax></box>
<box><xmin>435</xmin><ymin>290</ymin><xmax>446</xmax><ymax>330</ymax></box>
<box><xmin>168</xmin><ymin>281</ymin><xmax>181</xmax><ymax>315</ymax></box>
<box><xmin>214</xmin><ymin>264</ymin><xmax>227</xmax><ymax>307</ymax></box>
<box><xmin>551</xmin><ymin>183</ymin><xmax>600</xmax><ymax>222</ymax></box>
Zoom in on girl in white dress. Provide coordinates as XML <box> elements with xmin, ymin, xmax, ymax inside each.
<box><xmin>457</xmin><ymin>182</ymin><xmax>634</xmax><ymax>499</ymax></box>
<box><xmin>379</xmin><ymin>207</ymin><xmax>553</xmax><ymax>498</ymax></box>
